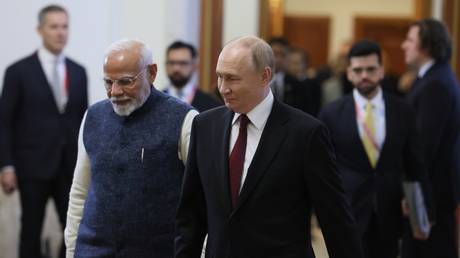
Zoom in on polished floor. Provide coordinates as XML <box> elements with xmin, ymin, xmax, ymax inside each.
<box><xmin>0</xmin><ymin>191</ymin><xmax>63</xmax><ymax>258</ymax></box>
<box><xmin>0</xmin><ymin>190</ymin><xmax>328</xmax><ymax>258</ymax></box>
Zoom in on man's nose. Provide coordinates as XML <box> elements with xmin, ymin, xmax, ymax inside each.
<box><xmin>110</xmin><ymin>83</ymin><xmax>124</xmax><ymax>96</ymax></box>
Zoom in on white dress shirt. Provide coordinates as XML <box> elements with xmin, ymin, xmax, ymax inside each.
<box><xmin>353</xmin><ymin>88</ymin><xmax>386</xmax><ymax>157</ymax></box>
<box><xmin>418</xmin><ymin>59</ymin><xmax>435</xmax><ymax>78</ymax></box>
<box><xmin>230</xmin><ymin>90</ymin><xmax>274</xmax><ymax>192</ymax></box>
<box><xmin>270</xmin><ymin>72</ymin><xmax>285</xmax><ymax>101</ymax></box>
<box><xmin>38</xmin><ymin>47</ymin><xmax>67</xmax><ymax>95</ymax></box>
<box><xmin>64</xmin><ymin>109</ymin><xmax>198</xmax><ymax>257</ymax></box>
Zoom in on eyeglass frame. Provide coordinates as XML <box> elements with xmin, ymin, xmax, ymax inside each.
<box><xmin>103</xmin><ymin>67</ymin><xmax>148</xmax><ymax>90</ymax></box>
<box><xmin>166</xmin><ymin>60</ymin><xmax>193</xmax><ymax>67</ymax></box>
<box><xmin>350</xmin><ymin>65</ymin><xmax>379</xmax><ymax>76</ymax></box>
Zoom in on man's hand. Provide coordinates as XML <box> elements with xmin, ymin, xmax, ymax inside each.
<box><xmin>401</xmin><ymin>198</ymin><xmax>431</xmax><ymax>240</ymax></box>
<box><xmin>0</xmin><ymin>167</ymin><xmax>17</xmax><ymax>194</ymax></box>
<box><xmin>401</xmin><ymin>198</ymin><xmax>410</xmax><ymax>217</ymax></box>
<box><xmin>412</xmin><ymin>225</ymin><xmax>431</xmax><ymax>240</ymax></box>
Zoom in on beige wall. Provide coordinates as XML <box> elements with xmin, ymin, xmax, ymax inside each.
<box><xmin>224</xmin><ymin>0</ymin><xmax>260</xmax><ymax>44</ymax></box>
<box><xmin>284</xmin><ymin>0</ymin><xmax>415</xmax><ymax>61</ymax></box>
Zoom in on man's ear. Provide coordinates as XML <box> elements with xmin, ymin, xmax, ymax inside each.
<box><xmin>379</xmin><ymin>66</ymin><xmax>385</xmax><ymax>80</ymax></box>
<box><xmin>261</xmin><ymin>67</ymin><xmax>273</xmax><ymax>86</ymax></box>
<box><xmin>147</xmin><ymin>63</ymin><xmax>158</xmax><ymax>83</ymax></box>
<box><xmin>346</xmin><ymin>66</ymin><xmax>353</xmax><ymax>81</ymax></box>
<box><xmin>192</xmin><ymin>58</ymin><xmax>199</xmax><ymax>72</ymax></box>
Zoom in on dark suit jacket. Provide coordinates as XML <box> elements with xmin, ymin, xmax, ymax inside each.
<box><xmin>318</xmin><ymin>93</ymin><xmax>435</xmax><ymax>241</ymax></box>
<box><xmin>175</xmin><ymin>100</ymin><xmax>363</xmax><ymax>258</ymax></box>
<box><xmin>164</xmin><ymin>87</ymin><xmax>221</xmax><ymax>113</ymax></box>
<box><xmin>407</xmin><ymin>62</ymin><xmax>460</xmax><ymax>212</ymax></box>
<box><xmin>283</xmin><ymin>75</ymin><xmax>321</xmax><ymax>117</ymax></box>
<box><xmin>272</xmin><ymin>73</ymin><xmax>321</xmax><ymax>116</ymax></box>
<box><xmin>0</xmin><ymin>52</ymin><xmax>88</xmax><ymax>180</ymax></box>
<box><xmin>191</xmin><ymin>89</ymin><xmax>222</xmax><ymax>112</ymax></box>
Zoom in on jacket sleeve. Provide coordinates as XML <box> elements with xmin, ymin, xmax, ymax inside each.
<box><xmin>0</xmin><ymin>65</ymin><xmax>21</xmax><ymax>168</ymax></box>
<box><xmin>175</xmin><ymin>117</ymin><xmax>208</xmax><ymax>258</ymax></box>
<box><xmin>64</xmin><ymin>113</ymin><xmax>91</xmax><ymax>258</ymax></box>
<box><xmin>304</xmin><ymin>124</ymin><xmax>364</xmax><ymax>258</ymax></box>
<box><xmin>402</xmin><ymin>104</ymin><xmax>436</xmax><ymax>222</ymax></box>
<box><xmin>416</xmin><ymin>80</ymin><xmax>451</xmax><ymax>170</ymax></box>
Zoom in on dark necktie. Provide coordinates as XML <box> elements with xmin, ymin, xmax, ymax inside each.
<box><xmin>229</xmin><ymin>114</ymin><xmax>250</xmax><ymax>208</ymax></box>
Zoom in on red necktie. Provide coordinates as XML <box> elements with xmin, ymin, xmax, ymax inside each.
<box><xmin>229</xmin><ymin>114</ymin><xmax>250</xmax><ymax>208</ymax></box>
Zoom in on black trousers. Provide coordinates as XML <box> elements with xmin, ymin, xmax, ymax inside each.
<box><xmin>401</xmin><ymin>211</ymin><xmax>457</xmax><ymax>258</ymax></box>
<box><xmin>18</xmin><ymin>162</ymin><xmax>73</xmax><ymax>258</ymax></box>
<box><xmin>361</xmin><ymin>213</ymin><xmax>400</xmax><ymax>258</ymax></box>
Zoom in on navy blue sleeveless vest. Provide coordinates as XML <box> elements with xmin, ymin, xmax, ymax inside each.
<box><xmin>75</xmin><ymin>88</ymin><xmax>192</xmax><ymax>257</ymax></box>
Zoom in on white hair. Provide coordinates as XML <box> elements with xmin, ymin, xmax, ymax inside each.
<box><xmin>104</xmin><ymin>38</ymin><xmax>153</xmax><ymax>67</ymax></box>
<box><xmin>104</xmin><ymin>39</ymin><xmax>153</xmax><ymax>116</ymax></box>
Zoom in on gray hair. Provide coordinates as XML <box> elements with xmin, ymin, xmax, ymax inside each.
<box><xmin>226</xmin><ymin>36</ymin><xmax>275</xmax><ymax>77</ymax></box>
<box><xmin>104</xmin><ymin>39</ymin><xmax>153</xmax><ymax>68</ymax></box>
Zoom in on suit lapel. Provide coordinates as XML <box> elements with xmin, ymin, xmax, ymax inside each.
<box><xmin>218</xmin><ymin>109</ymin><xmax>235</xmax><ymax>209</ymax></box>
<box><xmin>32</xmin><ymin>52</ymin><xmax>60</xmax><ymax>113</ymax></box>
<box><xmin>376</xmin><ymin>94</ymin><xmax>395</xmax><ymax>170</ymax></box>
<box><xmin>65</xmin><ymin>58</ymin><xmax>73</xmax><ymax>110</ymax></box>
<box><xmin>232</xmin><ymin>100</ymin><xmax>289</xmax><ymax>214</ymax></box>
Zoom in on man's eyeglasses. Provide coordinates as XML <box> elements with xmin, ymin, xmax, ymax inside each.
<box><xmin>351</xmin><ymin>66</ymin><xmax>379</xmax><ymax>75</ymax></box>
<box><xmin>103</xmin><ymin>67</ymin><xmax>147</xmax><ymax>90</ymax></box>
<box><xmin>166</xmin><ymin>60</ymin><xmax>192</xmax><ymax>67</ymax></box>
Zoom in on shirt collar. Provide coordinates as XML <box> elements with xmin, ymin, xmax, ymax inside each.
<box><xmin>418</xmin><ymin>59</ymin><xmax>435</xmax><ymax>78</ymax></box>
<box><xmin>168</xmin><ymin>79</ymin><xmax>196</xmax><ymax>98</ymax></box>
<box><xmin>275</xmin><ymin>72</ymin><xmax>285</xmax><ymax>86</ymax></box>
<box><xmin>38</xmin><ymin>46</ymin><xmax>65</xmax><ymax>64</ymax></box>
<box><xmin>353</xmin><ymin>87</ymin><xmax>384</xmax><ymax>110</ymax></box>
<box><xmin>232</xmin><ymin>90</ymin><xmax>274</xmax><ymax>130</ymax></box>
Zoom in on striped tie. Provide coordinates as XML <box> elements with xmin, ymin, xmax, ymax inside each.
<box><xmin>362</xmin><ymin>102</ymin><xmax>379</xmax><ymax>168</ymax></box>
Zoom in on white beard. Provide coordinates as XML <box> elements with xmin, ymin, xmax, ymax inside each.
<box><xmin>110</xmin><ymin>96</ymin><xmax>139</xmax><ymax>116</ymax></box>
<box><xmin>110</xmin><ymin>91</ymin><xmax>149</xmax><ymax>116</ymax></box>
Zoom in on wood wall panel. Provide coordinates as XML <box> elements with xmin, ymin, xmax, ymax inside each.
<box><xmin>199</xmin><ymin>0</ymin><xmax>223</xmax><ymax>92</ymax></box>
<box><xmin>443</xmin><ymin>0</ymin><xmax>460</xmax><ymax>81</ymax></box>
<box><xmin>354</xmin><ymin>17</ymin><xmax>414</xmax><ymax>76</ymax></box>
<box><xmin>283</xmin><ymin>16</ymin><xmax>330</xmax><ymax>68</ymax></box>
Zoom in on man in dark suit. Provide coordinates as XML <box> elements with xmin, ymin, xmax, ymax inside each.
<box><xmin>0</xmin><ymin>5</ymin><xmax>87</xmax><ymax>258</ymax></box>
<box><xmin>401</xmin><ymin>18</ymin><xmax>460</xmax><ymax>258</ymax></box>
<box><xmin>285</xmin><ymin>47</ymin><xmax>322</xmax><ymax>116</ymax></box>
<box><xmin>175</xmin><ymin>36</ymin><xmax>363</xmax><ymax>258</ymax></box>
<box><xmin>164</xmin><ymin>40</ymin><xmax>221</xmax><ymax>112</ymax></box>
<box><xmin>319</xmin><ymin>40</ymin><xmax>435</xmax><ymax>258</ymax></box>
<box><xmin>268</xmin><ymin>38</ymin><xmax>319</xmax><ymax>116</ymax></box>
